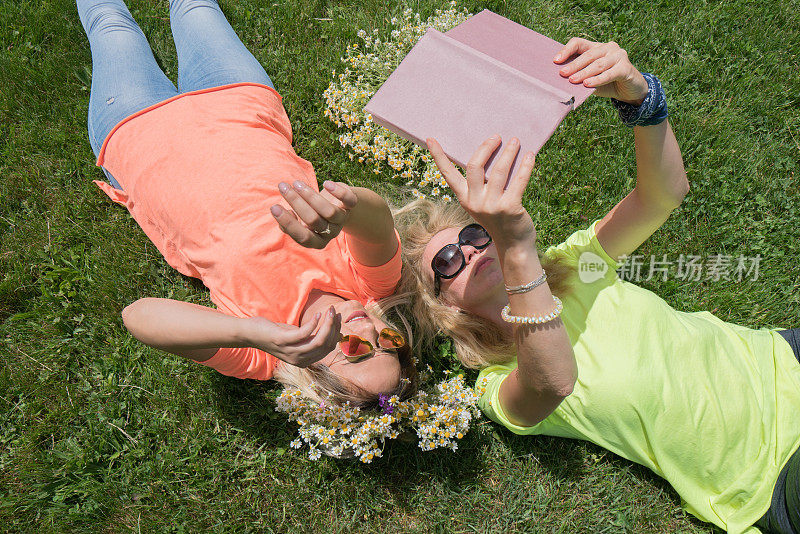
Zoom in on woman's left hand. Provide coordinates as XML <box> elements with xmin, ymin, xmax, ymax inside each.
<box><xmin>553</xmin><ymin>38</ymin><xmax>649</xmax><ymax>105</ymax></box>
<box><xmin>427</xmin><ymin>135</ymin><xmax>537</xmax><ymax>250</ymax></box>
<box><xmin>271</xmin><ymin>180</ymin><xmax>358</xmax><ymax>249</ymax></box>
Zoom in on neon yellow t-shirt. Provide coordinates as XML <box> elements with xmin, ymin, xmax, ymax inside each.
<box><xmin>476</xmin><ymin>218</ymin><xmax>800</xmax><ymax>534</ymax></box>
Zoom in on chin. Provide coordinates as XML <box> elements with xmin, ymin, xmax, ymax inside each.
<box><xmin>458</xmin><ymin>280</ymin><xmax>504</xmax><ymax>310</ymax></box>
<box><xmin>473</xmin><ymin>267</ymin><xmax>504</xmax><ymax>289</ymax></box>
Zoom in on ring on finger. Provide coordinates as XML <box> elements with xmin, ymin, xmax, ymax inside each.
<box><xmin>315</xmin><ymin>222</ymin><xmax>333</xmax><ymax>235</ymax></box>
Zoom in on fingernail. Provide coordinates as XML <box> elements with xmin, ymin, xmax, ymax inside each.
<box><xmin>314</xmin><ymin>312</ymin><xmax>321</xmax><ymax>321</ymax></box>
<box><xmin>293</xmin><ymin>180</ymin><xmax>306</xmax><ymax>191</ymax></box>
<box><xmin>278</xmin><ymin>182</ymin><xmax>289</xmax><ymax>193</ymax></box>
<box><xmin>328</xmin><ymin>306</ymin><xmax>335</xmax><ymax>317</ymax></box>
<box><xmin>270</xmin><ymin>205</ymin><xmax>283</xmax><ymax>217</ymax></box>
<box><xmin>525</xmin><ymin>152</ymin><xmax>535</xmax><ymax>163</ymax></box>
<box><xmin>490</xmin><ymin>134</ymin><xmax>500</xmax><ymax>140</ymax></box>
<box><xmin>554</xmin><ymin>53</ymin><xmax>562</xmax><ymax>61</ymax></box>
<box><xmin>324</xmin><ymin>181</ymin><xmax>336</xmax><ymax>192</ymax></box>
<box><xmin>510</xmin><ymin>137</ymin><xmax>519</xmax><ymax>146</ymax></box>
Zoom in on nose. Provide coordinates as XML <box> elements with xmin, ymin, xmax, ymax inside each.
<box><xmin>344</xmin><ymin>319</ymin><xmax>380</xmax><ymax>344</ymax></box>
<box><xmin>461</xmin><ymin>244</ymin><xmax>481</xmax><ymax>264</ymax></box>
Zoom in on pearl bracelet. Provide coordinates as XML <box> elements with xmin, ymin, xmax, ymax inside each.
<box><xmin>501</xmin><ymin>296</ymin><xmax>563</xmax><ymax>325</ymax></box>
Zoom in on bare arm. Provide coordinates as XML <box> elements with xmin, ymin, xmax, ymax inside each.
<box><xmin>428</xmin><ymin>136</ymin><xmax>576</xmax><ymax>427</ymax></box>
<box><xmin>121</xmin><ymin>297</ymin><xmax>340</xmax><ymax>367</ymax></box>
<box><xmin>595</xmin><ymin>119</ymin><xmax>689</xmax><ymax>262</ymax></box>
<box><xmin>340</xmin><ymin>186</ymin><xmax>398</xmax><ymax>267</ymax></box>
<box><xmin>122</xmin><ymin>298</ymin><xmax>251</xmax><ymax>361</ymax></box>
<box><xmin>497</xmin><ymin>243</ymin><xmax>577</xmax><ymax>426</ymax></box>
<box><xmin>553</xmin><ymin>37</ymin><xmax>689</xmax><ymax>261</ymax></box>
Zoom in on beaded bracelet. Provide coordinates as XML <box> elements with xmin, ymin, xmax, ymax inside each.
<box><xmin>501</xmin><ymin>296</ymin><xmax>563</xmax><ymax>325</ymax></box>
<box><xmin>505</xmin><ymin>269</ymin><xmax>547</xmax><ymax>295</ymax></box>
<box><xmin>610</xmin><ymin>72</ymin><xmax>668</xmax><ymax>128</ymax></box>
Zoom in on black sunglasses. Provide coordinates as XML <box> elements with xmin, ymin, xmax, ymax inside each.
<box><xmin>431</xmin><ymin>223</ymin><xmax>492</xmax><ymax>296</ymax></box>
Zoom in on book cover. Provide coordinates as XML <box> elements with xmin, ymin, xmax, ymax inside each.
<box><xmin>364</xmin><ymin>10</ymin><xmax>594</xmax><ymax>178</ymax></box>
<box><xmin>445</xmin><ymin>10</ymin><xmax>594</xmax><ymax>108</ymax></box>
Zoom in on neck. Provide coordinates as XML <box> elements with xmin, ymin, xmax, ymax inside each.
<box><xmin>461</xmin><ymin>285</ymin><xmax>514</xmax><ymax>338</ymax></box>
<box><xmin>300</xmin><ymin>289</ymin><xmax>345</xmax><ymax>325</ymax></box>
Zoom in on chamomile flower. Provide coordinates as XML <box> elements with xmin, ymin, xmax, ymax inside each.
<box><xmin>276</xmin><ymin>374</ymin><xmax>480</xmax><ymax>462</ymax></box>
<box><xmin>322</xmin><ymin>4</ymin><xmax>472</xmax><ymax>198</ymax></box>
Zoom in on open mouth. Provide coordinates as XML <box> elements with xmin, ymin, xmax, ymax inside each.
<box><xmin>345</xmin><ymin>311</ymin><xmax>369</xmax><ymax>323</ymax></box>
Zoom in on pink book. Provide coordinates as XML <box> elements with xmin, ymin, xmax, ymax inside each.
<box><xmin>364</xmin><ymin>10</ymin><xmax>595</xmax><ymax>178</ymax></box>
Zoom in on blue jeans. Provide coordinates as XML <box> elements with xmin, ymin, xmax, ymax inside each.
<box><xmin>77</xmin><ymin>0</ymin><xmax>274</xmax><ymax>189</ymax></box>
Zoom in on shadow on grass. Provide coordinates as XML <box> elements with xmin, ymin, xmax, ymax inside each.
<box><xmin>209</xmin><ymin>371</ymin><xmax>594</xmax><ymax>488</ymax></box>
<box><xmin>498</xmin><ymin>431</ymin><xmax>588</xmax><ymax>477</ymax></box>
<box><xmin>205</xmin><ymin>359</ymin><xmax>717</xmax><ymax>531</ymax></box>
<box><xmin>500</xmin><ymin>432</ymin><xmax>718</xmax><ymax>532</ymax></box>
<box><xmin>208</xmin><ymin>373</ymin><xmax>294</xmax><ymax>449</ymax></box>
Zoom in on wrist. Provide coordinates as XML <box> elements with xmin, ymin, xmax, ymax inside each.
<box><xmin>611</xmin><ymin>73</ymin><xmax>668</xmax><ymax>128</ymax></box>
<box><xmin>497</xmin><ymin>241</ymin><xmax>541</xmax><ymax>270</ymax></box>
<box><xmin>624</xmin><ymin>74</ymin><xmax>649</xmax><ymax>106</ymax></box>
<box><xmin>492</xmin><ymin>228</ymin><xmax>537</xmax><ymax>252</ymax></box>
<box><xmin>239</xmin><ymin>317</ymin><xmax>267</xmax><ymax>347</ymax></box>
<box><xmin>624</xmin><ymin>94</ymin><xmax>646</xmax><ymax>107</ymax></box>
<box><xmin>341</xmin><ymin>188</ymin><xmax>393</xmax><ymax>243</ymax></box>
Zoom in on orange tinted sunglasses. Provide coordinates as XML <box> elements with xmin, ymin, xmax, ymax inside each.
<box><xmin>339</xmin><ymin>328</ymin><xmax>406</xmax><ymax>363</ymax></box>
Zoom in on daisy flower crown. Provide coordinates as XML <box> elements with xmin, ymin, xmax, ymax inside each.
<box><xmin>276</xmin><ymin>371</ymin><xmax>481</xmax><ymax>463</ymax></box>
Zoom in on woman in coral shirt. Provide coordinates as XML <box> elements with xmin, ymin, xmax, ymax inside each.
<box><xmin>77</xmin><ymin>0</ymin><xmax>416</xmax><ymax>406</ymax></box>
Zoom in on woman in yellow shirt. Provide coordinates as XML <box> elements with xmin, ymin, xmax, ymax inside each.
<box><xmin>396</xmin><ymin>37</ymin><xmax>800</xmax><ymax>534</ymax></box>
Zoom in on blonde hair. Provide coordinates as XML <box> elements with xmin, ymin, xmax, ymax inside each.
<box><xmin>272</xmin><ymin>295</ymin><xmax>418</xmax><ymax>408</ymax></box>
<box><xmin>393</xmin><ymin>198</ymin><xmax>576</xmax><ymax>369</ymax></box>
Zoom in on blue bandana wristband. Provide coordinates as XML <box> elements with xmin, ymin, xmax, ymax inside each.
<box><xmin>610</xmin><ymin>72</ymin><xmax>668</xmax><ymax>127</ymax></box>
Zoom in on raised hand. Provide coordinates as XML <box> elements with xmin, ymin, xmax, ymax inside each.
<box><xmin>246</xmin><ymin>307</ymin><xmax>342</xmax><ymax>368</ymax></box>
<box><xmin>271</xmin><ymin>180</ymin><xmax>358</xmax><ymax>249</ymax></box>
<box><xmin>553</xmin><ymin>38</ymin><xmax>649</xmax><ymax>105</ymax></box>
<box><xmin>426</xmin><ymin>135</ymin><xmax>537</xmax><ymax>248</ymax></box>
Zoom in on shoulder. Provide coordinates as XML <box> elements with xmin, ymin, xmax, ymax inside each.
<box><xmin>544</xmin><ymin>219</ymin><xmax>620</xmax><ymax>275</ymax></box>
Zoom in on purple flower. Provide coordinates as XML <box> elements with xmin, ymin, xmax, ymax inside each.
<box><xmin>378</xmin><ymin>394</ymin><xmax>394</xmax><ymax>415</ymax></box>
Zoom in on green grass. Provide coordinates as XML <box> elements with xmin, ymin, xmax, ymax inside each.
<box><xmin>1</xmin><ymin>0</ymin><xmax>798</xmax><ymax>531</ymax></box>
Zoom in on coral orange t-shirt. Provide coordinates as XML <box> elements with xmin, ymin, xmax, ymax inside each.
<box><xmin>94</xmin><ymin>83</ymin><xmax>401</xmax><ymax>381</ymax></box>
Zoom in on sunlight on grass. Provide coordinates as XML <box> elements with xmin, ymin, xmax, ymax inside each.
<box><xmin>1</xmin><ymin>0</ymin><xmax>798</xmax><ymax>531</ymax></box>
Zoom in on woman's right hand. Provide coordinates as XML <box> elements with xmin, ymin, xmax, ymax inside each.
<box><xmin>245</xmin><ymin>308</ymin><xmax>341</xmax><ymax>368</ymax></box>
<box><xmin>426</xmin><ymin>135</ymin><xmax>538</xmax><ymax>248</ymax></box>
<box><xmin>271</xmin><ymin>180</ymin><xmax>358</xmax><ymax>250</ymax></box>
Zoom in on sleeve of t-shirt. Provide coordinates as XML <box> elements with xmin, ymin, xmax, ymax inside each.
<box><xmin>543</xmin><ymin>218</ymin><xmax>620</xmax><ymax>275</ymax></box>
<box><xmin>475</xmin><ymin>364</ymin><xmax>545</xmax><ymax>436</ymax></box>
<box><xmin>193</xmin><ymin>346</ymin><xmax>277</xmax><ymax>381</ymax></box>
<box><xmin>343</xmin><ymin>229</ymin><xmax>403</xmax><ymax>301</ymax></box>
<box><xmin>477</xmin><ymin>365</ymin><xmax>577</xmax><ymax>438</ymax></box>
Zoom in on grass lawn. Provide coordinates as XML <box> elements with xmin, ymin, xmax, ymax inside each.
<box><xmin>2</xmin><ymin>0</ymin><xmax>799</xmax><ymax>531</ymax></box>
